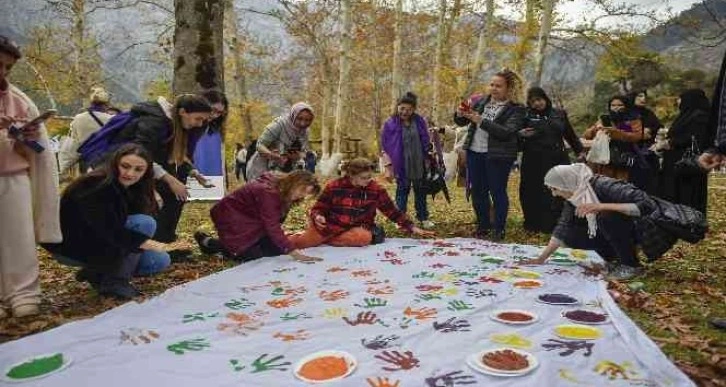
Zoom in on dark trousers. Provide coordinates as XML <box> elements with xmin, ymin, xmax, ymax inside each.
<box><xmin>560</xmin><ymin>212</ymin><xmax>640</xmax><ymax>267</ymax></box>
<box><xmin>205</xmin><ymin>236</ymin><xmax>283</xmax><ymax>262</ymax></box>
<box><xmin>466</xmin><ymin>150</ymin><xmax>514</xmax><ymax>232</ymax></box>
<box><xmin>235</xmin><ymin>162</ymin><xmax>246</xmax><ymax>181</ymax></box>
<box><xmin>395</xmin><ymin>178</ymin><xmax>428</xmax><ymax>222</ymax></box>
<box><xmin>154</xmin><ymin>174</ymin><xmax>188</xmax><ymax>243</ymax></box>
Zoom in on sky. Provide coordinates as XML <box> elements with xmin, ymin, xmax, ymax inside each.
<box><xmin>556</xmin><ymin>0</ymin><xmax>703</xmax><ymax>30</ymax></box>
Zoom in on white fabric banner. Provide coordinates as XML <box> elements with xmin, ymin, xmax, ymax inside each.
<box><xmin>0</xmin><ymin>239</ymin><xmax>693</xmax><ymax>386</ymax></box>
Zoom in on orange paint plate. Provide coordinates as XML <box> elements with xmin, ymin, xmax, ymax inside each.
<box><xmin>294</xmin><ymin>350</ymin><xmax>357</xmax><ymax>384</ymax></box>
<box><xmin>513</xmin><ymin>279</ymin><xmax>543</xmax><ymax>289</ymax></box>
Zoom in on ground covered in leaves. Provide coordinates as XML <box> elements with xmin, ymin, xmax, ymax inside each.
<box><xmin>1</xmin><ymin>172</ymin><xmax>724</xmax><ymax>385</ymax></box>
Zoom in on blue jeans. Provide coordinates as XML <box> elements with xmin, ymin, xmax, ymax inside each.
<box><xmin>466</xmin><ymin>151</ymin><xmax>514</xmax><ymax>232</ymax></box>
<box><xmin>55</xmin><ymin>215</ymin><xmax>170</xmax><ymax>276</ymax></box>
<box><xmin>395</xmin><ymin>178</ymin><xmax>428</xmax><ymax>222</ymax></box>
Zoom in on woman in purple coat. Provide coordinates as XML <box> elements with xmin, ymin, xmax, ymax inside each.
<box><xmin>381</xmin><ymin>92</ymin><xmax>434</xmax><ymax>229</ymax></box>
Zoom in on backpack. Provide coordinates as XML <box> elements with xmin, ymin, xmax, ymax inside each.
<box><xmin>78</xmin><ymin>111</ymin><xmax>136</xmax><ymax>167</ymax></box>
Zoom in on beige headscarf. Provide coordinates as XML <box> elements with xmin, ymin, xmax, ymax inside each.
<box><xmin>544</xmin><ymin>163</ymin><xmax>600</xmax><ymax>238</ymax></box>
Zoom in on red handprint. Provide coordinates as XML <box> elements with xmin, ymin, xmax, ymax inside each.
<box><xmin>352</xmin><ymin>269</ymin><xmax>376</xmax><ymax>278</ymax></box>
<box><xmin>327</xmin><ymin>266</ymin><xmax>348</xmax><ymax>273</ymax></box>
<box><xmin>416</xmin><ymin>284</ymin><xmax>443</xmax><ymax>292</ymax></box>
<box><xmin>404</xmin><ymin>306</ymin><xmax>438</xmax><ymax>321</ymax></box>
<box><xmin>479</xmin><ymin>276</ymin><xmax>504</xmax><ymax>284</ymax></box>
<box><xmin>374</xmin><ymin>350</ymin><xmax>421</xmax><ymax>371</ymax></box>
<box><xmin>367</xmin><ymin>285</ymin><xmax>395</xmax><ymax>296</ymax></box>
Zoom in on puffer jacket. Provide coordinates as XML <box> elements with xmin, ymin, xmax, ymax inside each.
<box><xmin>453</xmin><ymin>95</ymin><xmax>526</xmax><ymax>160</ymax></box>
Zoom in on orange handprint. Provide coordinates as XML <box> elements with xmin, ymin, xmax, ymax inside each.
<box><xmin>367</xmin><ymin>377</ymin><xmax>401</xmax><ymax>387</ymax></box>
<box><xmin>273</xmin><ymin>329</ymin><xmax>310</xmax><ymax>342</ymax></box>
<box><xmin>266</xmin><ymin>296</ymin><xmax>302</xmax><ymax>309</ymax></box>
<box><xmin>327</xmin><ymin>266</ymin><xmax>348</xmax><ymax>273</ymax></box>
<box><xmin>319</xmin><ymin>289</ymin><xmax>350</xmax><ymax>301</ymax></box>
<box><xmin>367</xmin><ymin>285</ymin><xmax>395</xmax><ymax>296</ymax></box>
<box><xmin>352</xmin><ymin>269</ymin><xmax>376</xmax><ymax>278</ymax></box>
<box><xmin>404</xmin><ymin>306</ymin><xmax>438</xmax><ymax>321</ymax></box>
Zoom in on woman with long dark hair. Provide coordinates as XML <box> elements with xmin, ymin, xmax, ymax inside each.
<box><xmin>583</xmin><ymin>96</ymin><xmax>645</xmax><ymax>182</ymax></box>
<box><xmin>454</xmin><ymin>69</ymin><xmax>526</xmax><ymax>241</ymax></box>
<box><xmin>195</xmin><ymin>170</ymin><xmax>322</xmax><ymax>263</ymax></box>
<box><xmin>43</xmin><ymin>144</ymin><xmax>177</xmax><ymax>299</ymax></box>
<box><xmin>659</xmin><ymin>89</ymin><xmax>712</xmax><ymax>213</ymax></box>
<box><xmin>114</xmin><ymin>94</ymin><xmax>213</xmax><ymax>250</ymax></box>
<box><xmin>519</xmin><ymin>87</ymin><xmax>584</xmax><ymax>233</ymax></box>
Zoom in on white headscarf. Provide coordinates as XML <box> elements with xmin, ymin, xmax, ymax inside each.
<box><xmin>544</xmin><ymin>163</ymin><xmax>600</xmax><ymax>238</ymax></box>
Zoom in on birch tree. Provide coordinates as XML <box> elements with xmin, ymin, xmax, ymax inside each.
<box><xmin>173</xmin><ymin>0</ymin><xmax>225</xmax><ymax>94</ymax></box>
<box><xmin>390</xmin><ymin>0</ymin><xmax>404</xmax><ymax>112</ymax></box>
<box><xmin>533</xmin><ymin>0</ymin><xmax>555</xmax><ymax>86</ymax></box>
<box><xmin>431</xmin><ymin>0</ymin><xmax>462</xmax><ymax>125</ymax></box>
<box><xmin>333</xmin><ymin>0</ymin><xmax>353</xmax><ymax>154</ymax></box>
<box><xmin>512</xmin><ymin>0</ymin><xmax>538</xmax><ymax>74</ymax></box>
<box><xmin>465</xmin><ymin>0</ymin><xmax>495</xmax><ymax>96</ymax></box>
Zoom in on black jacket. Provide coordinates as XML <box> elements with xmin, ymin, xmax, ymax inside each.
<box><xmin>454</xmin><ymin>96</ymin><xmax>526</xmax><ymax>159</ymax></box>
<box><xmin>521</xmin><ymin>108</ymin><xmax>583</xmax><ymax>156</ymax></box>
<box><xmin>42</xmin><ymin>176</ymin><xmax>150</xmax><ymax>269</ymax></box>
<box><xmin>553</xmin><ymin>175</ymin><xmax>678</xmax><ymax>261</ymax></box>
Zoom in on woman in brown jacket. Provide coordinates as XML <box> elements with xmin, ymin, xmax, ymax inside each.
<box><xmin>584</xmin><ymin>96</ymin><xmax>646</xmax><ymax>181</ymax></box>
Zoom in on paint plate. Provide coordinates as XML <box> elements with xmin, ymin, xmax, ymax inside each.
<box><xmin>548</xmin><ymin>258</ymin><xmax>578</xmax><ymax>266</ymax></box>
<box><xmin>294</xmin><ymin>350</ymin><xmax>357</xmax><ymax>384</ymax></box>
<box><xmin>536</xmin><ymin>293</ymin><xmax>580</xmax><ymax>305</ymax></box>
<box><xmin>562</xmin><ymin>309</ymin><xmax>610</xmax><ymax>325</ymax></box>
<box><xmin>489</xmin><ymin>333</ymin><xmax>533</xmax><ymax>349</ymax></box>
<box><xmin>466</xmin><ymin>348</ymin><xmax>539</xmax><ymax>377</ymax></box>
<box><xmin>3</xmin><ymin>353</ymin><xmax>72</xmax><ymax>383</ymax></box>
<box><xmin>480</xmin><ymin>256</ymin><xmax>506</xmax><ymax>264</ymax></box>
<box><xmin>490</xmin><ymin>310</ymin><xmax>539</xmax><ymax>325</ymax></box>
<box><xmin>509</xmin><ymin>269</ymin><xmax>542</xmax><ymax>279</ymax></box>
<box><xmin>554</xmin><ymin>324</ymin><xmax>603</xmax><ymax>340</ymax></box>
<box><xmin>512</xmin><ymin>279</ymin><xmax>543</xmax><ymax>289</ymax></box>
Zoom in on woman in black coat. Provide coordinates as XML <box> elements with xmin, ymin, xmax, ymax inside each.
<box><xmin>659</xmin><ymin>89</ymin><xmax>712</xmax><ymax>214</ymax></box>
<box><xmin>518</xmin><ymin>87</ymin><xmax>585</xmax><ymax>233</ymax></box>
<box><xmin>43</xmin><ymin>144</ymin><xmax>178</xmax><ymax>299</ymax></box>
<box><xmin>525</xmin><ymin>164</ymin><xmax>683</xmax><ymax>281</ymax></box>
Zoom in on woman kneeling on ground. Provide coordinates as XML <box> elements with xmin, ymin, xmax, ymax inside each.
<box><xmin>525</xmin><ymin>163</ymin><xmax>684</xmax><ymax>281</ymax></box>
<box><xmin>43</xmin><ymin>144</ymin><xmax>178</xmax><ymax>299</ymax></box>
<box><xmin>195</xmin><ymin>170</ymin><xmax>322</xmax><ymax>263</ymax></box>
<box><xmin>289</xmin><ymin>158</ymin><xmax>435</xmax><ymax>249</ymax></box>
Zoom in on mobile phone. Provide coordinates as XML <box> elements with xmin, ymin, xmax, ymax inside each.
<box><xmin>20</xmin><ymin>109</ymin><xmax>57</xmax><ymax>130</ymax></box>
<box><xmin>599</xmin><ymin>114</ymin><xmax>612</xmax><ymax>127</ymax></box>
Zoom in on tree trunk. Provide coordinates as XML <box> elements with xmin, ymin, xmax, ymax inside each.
<box><xmin>512</xmin><ymin>0</ymin><xmax>537</xmax><ymax>74</ymax></box>
<box><xmin>173</xmin><ymin>0</ymin><xmax>225</xmax><ymax>94</ymax></box>
<box><xmin>71</xmin><ymin>0</ymin><xmax>86</xmax><ymax>102</ymax></box>
<box><xmin>320</xmin><ymin>58</ymin><xmax>334</xmax><ymax>158</ymax></box>
<box><xmin>465</xmin><ymin>0</ymin><xmax>495</xmax><ymax>96</ymax></box>
<box><xmin>390</xmin><ymin>0</ymin><xmax>403</xmax><ymax>112</ymax></box>
<box><xmin>431</xmin><ymin>0</ymin><xmax>447</xmax><ymax>126</ymax></box>
<box><xmin>332</xmin><ymin>0</ymin><xmax>352</xmax><ymax>154</ymax></box>
<box><xmin>533</xmin><ymin>0</ymin><xmax>555</xmax><ymax>86</ymax></box>
<box><xmin>225</xmin><ymin>0</ymin><xmax>253</xmax><ymax>139</ymax></box>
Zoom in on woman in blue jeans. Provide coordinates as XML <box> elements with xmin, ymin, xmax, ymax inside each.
<box><xmin>43</xmin><ymin>144</ymin><xmax>177</xmax><ymax>299</ymax></box>
<box><xmin>454</xmin><ymin>69</ymin><xmax>526</xmax><ymax>241</ymax></box>
<box><xmin>381</xmin><ymin>92</ymin><xmax>434</xmax><ymax>229</ymax></box>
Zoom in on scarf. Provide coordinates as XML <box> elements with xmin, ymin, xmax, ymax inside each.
<box><xmin>544</xmin><ymin>163</ymin><xmax>600</xmax><ymax>238</ymax></box>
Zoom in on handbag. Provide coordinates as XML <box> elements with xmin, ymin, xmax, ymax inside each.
<box><xmin>675</xmin><ymin>136</ymin><xmax>704</xmax><ymax>176</ymax></box>
<box><xmin>608</xmin><ymin>141</ymin><xmax>637</xmax><ymax>168</ymax></box>
<box><xmin>647</xmin><ymin>196</ymin><xmax>707</xmax><ymax>243</ymax></box>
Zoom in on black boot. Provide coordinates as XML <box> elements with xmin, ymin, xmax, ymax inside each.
<box><xmin>94</xmin><ymin>253</ymin><xmax>142</xmax><ymax>300</ymax></box>
<box><xmin>75</xmin><ymin>268</ymin><xmax>102</xmax><ymax>286</ymax></box>
<box><xmin>194</xmin><ymin>231</ymin><xmax>216</xmax><ymax>254</ymax></box>
<box><xmin>371</xmin><ymin>224</ymin><xmax>386</xmax><ymax>245</ymax></box>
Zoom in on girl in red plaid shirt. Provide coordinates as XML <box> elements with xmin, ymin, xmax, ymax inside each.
<box><xmin>289</xmin><ymin>158</ymin><xmax>435</xmax><ymax>248</ymax></box>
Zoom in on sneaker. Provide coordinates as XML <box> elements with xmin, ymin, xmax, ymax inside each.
<box><xmin>710</xmin><ymin>318</ymin><xmax>726</xmax><ymax>330</ymax></box>
<box><xmin>194</xmin><ymin>231</ymin><xmax>215</xmax><ymax>254</ymax></box>
<box><xmin>95</xmin><ymin>279</ymin><xmax>141</xmax><ymax>300</ymax></box>
<box><xmin>607</xmin><ymin>265</ymin><xmax>643</xmax><ymax>281</ymax></box>
<box><xmin>371</xmin><ymin>225</ymin><xmax>386</xmax><ymax>245</ymax></box>
<box><xmin>12</xmin><ymin>304</ymin><xmax>40</xmax><ymax>318</ymax></box>
<box><xmin>168</xmin><ymin>249</ymin><xmax>194</xmax><ymax>263</ymax></box>
<box><xmin>472</xmin><ymin>229</ymin><xmax>490</xmax><ymax>240</ymax></box>
<box><xmin>420</xmin><ymin>220</ymin><xmax>435</xmax><ymax>230</ymax></box>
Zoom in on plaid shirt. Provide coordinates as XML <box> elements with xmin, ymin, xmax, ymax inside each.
<box><xmin>310</xmin><ymin>177</ymin><xmax>414</xmax><ymax>237</ymax></box>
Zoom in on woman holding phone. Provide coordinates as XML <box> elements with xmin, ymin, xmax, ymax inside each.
<box><xmin>583</xmin><ymin>96</ymin><xmax>645</xmax><ymax>181</ymax></box>
<box><xmin>0</xmin><ymin>36</ymin><xmax>61</xmax><ymax>318</ymax></box>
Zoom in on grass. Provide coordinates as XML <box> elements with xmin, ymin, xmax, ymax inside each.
<box><xmin>0</xmin><ymin>171</ymin><xmax>724</xmax><ymax>385</ymax></box>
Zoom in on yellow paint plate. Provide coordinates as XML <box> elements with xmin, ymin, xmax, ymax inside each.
<box><xmin>554</xmin><ymin>324</ymin><xmax>603</xmax><ymax>340</ymax></box>
<box><xmin>509</xmin><ymin>269</ymin><xmax>541</xmax><ymax>279</ymax></box>
<box><xmin>489</xmin><ymin>333</ymin><xmax>533</xmax><ymax>349</ymax></box>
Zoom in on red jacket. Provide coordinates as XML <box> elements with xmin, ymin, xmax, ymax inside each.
<box><xmin>310</xmin><ymin>176</ymin><xmax>414</xmax><ymax>237</ymax></box>
<box><xmin>210</xmin><ymin>173</ymin><xmax>293</xmax><ymax>255</ymax></box>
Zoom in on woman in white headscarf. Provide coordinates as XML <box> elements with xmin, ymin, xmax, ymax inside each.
<box><xmin>525</xmin><ymin>163</ymin><xmax>673</xmax><ymax>280</ymax></box>
<box><xmin>246</xmin><ymin>102</ymin><xmax>314</xmax><ymax>181</ymax></box>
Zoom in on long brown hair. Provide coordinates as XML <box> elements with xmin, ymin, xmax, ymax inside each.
<box><xmin>494</xmin><ymin>68</ymin><xmax>524</xmax><ymax>104</ymax></box>
<box><xmin>169</xmin><ymin>94</ymin><xmax>212</xmax><ymax>166</ymax></box>
<box><xmin>66</xmin><ymin>144</ymin><xmax>157</xmax><ymax>214</ymax></box>
<box><xmin>341</xmin><ymin>157</ymin><xmax>374</xmax><ymax>177</ymax></box>
<box><xmin>276</xmin><ymin>170</ymin><xmax>320</xmax><ymax>207</ymax></box>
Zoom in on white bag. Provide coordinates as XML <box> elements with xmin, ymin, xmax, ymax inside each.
<box><xmin>442</xmin><ymin>151</ymin><xmax>457</xmax><ymax>181</ymax></box>
<box><xmin>586</xmin><ymin>130</ymin><xmax>610</xmax><ymax>165</ymax></box>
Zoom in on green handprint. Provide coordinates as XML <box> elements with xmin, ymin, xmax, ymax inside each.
<box><xmin>447</xmin><ymin>300</ymin><xmax>474</xmax><ymax>312</ymax></box>
<box><xmin>280</xmin><ymin>312</ymin><xmax>312</xmax><ymax>321</ymax></box>
<box><xmin>414</xmin><ymin>293</ymin><xmax>443</xmax><ymax>302</ymax></box>
<box><xmin>167</xmin><ymin>338</ymin><xmax>210</xmax><ymax>355</ymax></box>
<box><xmin>412</xmin><ymin>271</ymin><xmax>435</xmax><ymax>279</ymax></box>
<box><xmin>229</xmin><ymin>359</ymin><xmax>245</xmax><ymax>372</ymax></box>
<box><xmin>355</xmin><ymin>297</ymin><xmax>388</xmax><ymax>308</ymax></box>
<box><xmin>250</xmin><ymin>354</ymin><xmax>291</xmax><ymax>373</ymax></box>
